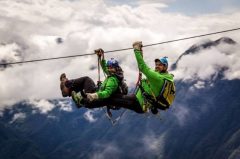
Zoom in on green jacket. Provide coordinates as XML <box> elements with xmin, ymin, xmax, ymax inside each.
<box><xmin>96</xmin><ymin>59</ymin><xmax>119</xmax><ymax>99</ymax></box>
<box><xmin>134</xmin><ymin>50</ymin><xmax>174</xmax><ymax>111</ymax></box>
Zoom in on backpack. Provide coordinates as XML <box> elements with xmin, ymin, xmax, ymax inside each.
<box><xmin>141</xmin><ymin>79</ymin><xmax>176</xmax><ymax>110</ymax></box>
<box><xmin>118</xmin><ymin>80</ymin><xmax>128</xmax><ymax>95</ymax></box>
<box><xmin>156</xmin><ymin>80</ymin><xmax>176</xmax><ymax>109</ymax></box>
<box><xmin>110</xmin><ymin>67</ymin><xmax>128</xmax><ymax>95</ymax></box>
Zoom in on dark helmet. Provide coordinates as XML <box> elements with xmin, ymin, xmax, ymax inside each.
<box><xmin>107</xmin><ymin>58</ymin><xmax>119</xmax><ymax>68</ymax></box>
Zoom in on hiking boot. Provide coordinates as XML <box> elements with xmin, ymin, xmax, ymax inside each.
<box><xmin>71</xmin><ymin>91</ymin><xmax>84</xmax><ymax>108</ymax></box>
<box><xmin>60</xmin><ymin>73</ymin><xmax>68</xmax><ymax>82</ymax></box>
<box><xmin>60</xmin><ymin>73</ymin><xmax>69</xmax><ymax>97</ymax></box>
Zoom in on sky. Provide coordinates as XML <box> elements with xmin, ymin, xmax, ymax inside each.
<box><xmin>0</xmin><ymin>0</ymin><xmax>240</xmax><ymax>110</ymax></box>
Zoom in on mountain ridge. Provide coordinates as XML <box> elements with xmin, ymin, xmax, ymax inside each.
<box><xmin>171</xmin><ymin>37</ymin><xmax>237</xmax><ymax>70</ymax></box>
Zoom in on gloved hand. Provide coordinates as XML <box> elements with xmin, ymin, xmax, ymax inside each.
<box><xmin>95</xmin><ymin>48</ymin><xmax>104</xmax><ymax>57</ymax></box>
<box><xmin>86</xmin><ymin>93</ymin><xmax>99</xmax><ymax>102</ymax></box>
<box><xmin>71</xmin><ymin>91</ymin><xmax>84</xmax><ymax>108</ymax></box>
<box><xmin>132</xmin><ymin>41</ymin><xmax>143</xmax><ymax>51</ymax></box>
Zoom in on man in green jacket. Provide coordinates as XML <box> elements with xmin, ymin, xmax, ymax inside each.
<box><xmin>132</xmin><ymin>41</ymin><xmax>174</xmax><ymax>112</ymax></box>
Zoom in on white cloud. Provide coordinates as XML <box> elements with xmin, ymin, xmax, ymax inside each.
<box><xmin>142</xmin><ymin>132</ymin><xmax>166</xmax><ymax>156</ymax></box>
<box><xmin>90</xmin><ymin>131</ymin><xmax>166</xmax><ymax>158</ymax></box>
<box><xmin>58</xmin><ymin>100</ymin><xmax>73</xmax><ymax>112</ymax></box>
<box><xmin>26</xmin><ymin>99</ymin><xmax>55</xmax><ymax>114</ymax></box>
<box><xmin>173</xmin><ymin>105</ymin><xmax>190</xmax><ymax>126</ymax></box>
<box><xmin>0</xmin><ymin>43</ymin><xmax>22</xmax><ymax>65</ymax></box>
<box><xmin>172</xmin><ymin>44</ymin><xmax>240</xmax><ymax>82</ymax></box>
<box><xmin>193</xmin><ymin>81</ymin><xmax>206</xmax><ymax>89</ymax></box>
<box><xmin>83</xmin><ymin>110</ymin><xmax>98</xmax><ymax>123</ymax></box>
<box><xmin>9</xmin><ymin>112</ymin><xmax>26</xmax><ymax>124</ymax></box>
<box><xmin>223</xmin><ymin>45</ymin><xmax>240</xmax><ymax>80</ymax></box>
<box><xmin>0</xmin><ymin>0</ymin><xmax>240</xmax><ymax>111</ymax></box>
<box><xmin>91</xmin><ymin>142</ymin><xmax>122</xmax><ymax>159</ymax></box>
<box><xmin>137</xmin><ymin>0</ymin><xmax>170</xmax><ymax>5</ymax></box>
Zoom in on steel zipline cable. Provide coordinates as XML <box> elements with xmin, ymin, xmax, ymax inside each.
<box><xmin>1</xmin><ymin>27</ymin><xmax>240</xmax><ymax>66</ymax></box>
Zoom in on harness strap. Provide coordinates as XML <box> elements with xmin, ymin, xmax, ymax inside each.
<box><xmin>146</xmin><ymin>80</ymin><xmax>157</xmax><ymax>101</ymax></box>
<box><xmin>133</xmin><ymin>72</ymin><xmax>142</xmax><ymax>93</ymax></box>
<box><xmin>158</xmin><ymin>80</ymin><xmax>167</xmax><ymax>98</ymax></box>
<box><xmin>133</xmin><ymin>50</ymin><xmax>144</xmax><ymax>93</ymax></box>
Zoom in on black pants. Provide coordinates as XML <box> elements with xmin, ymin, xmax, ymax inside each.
<box><xmin>69</xmin><ymin>76</ymin><xmax>144</xmax><ymax>114</ymax></box>
<box><xmin>86</xmin><ymin>94</ymin><xmax>144</xmax><ymax>114</ymax></box>
<box><xmin>67</xmin><ymin>76</ymin><xmax>96</xmax><ymax>93</ymax></box>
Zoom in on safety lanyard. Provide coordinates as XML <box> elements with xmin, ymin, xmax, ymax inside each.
<box><xmin>133</xmin><ymin>71</ymin><xmax>142</xmax><ymax>93</ymax></box>
<box><xmin>134</xmin><ymin>51</ymin><xmax>144</xmax><ymax>93</ymax></box>
<box><xmin>97</xmin><ymin>56</ymin><xmax>101</xmax><ymax>89</ymax></box>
